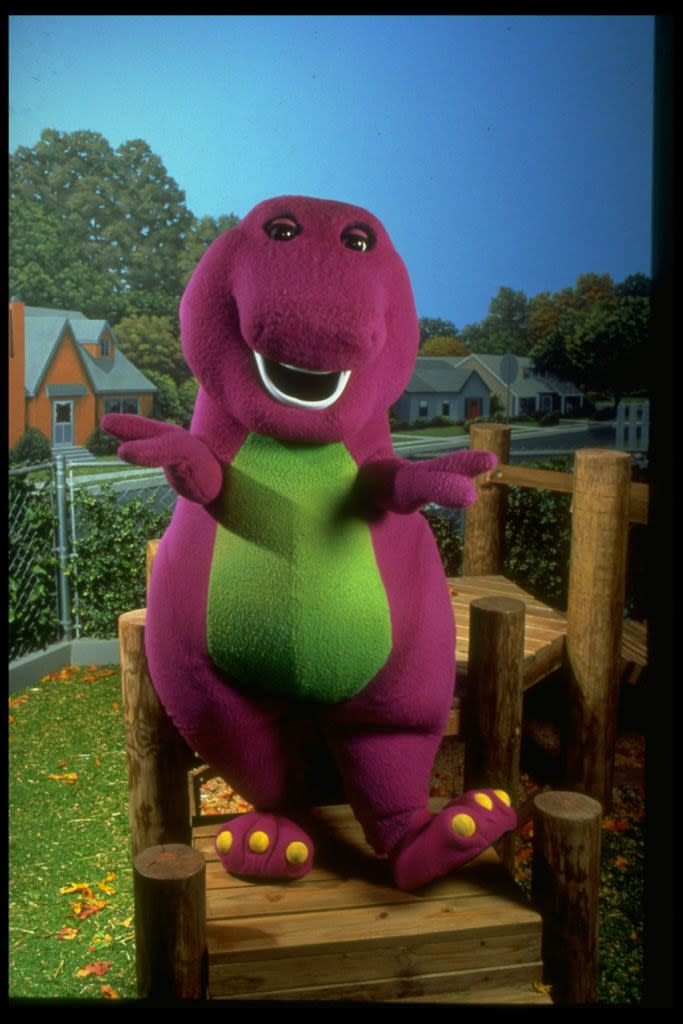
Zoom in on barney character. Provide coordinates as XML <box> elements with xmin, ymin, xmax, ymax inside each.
<box><xmin>103</xmin><ymin>195</ymin><xmax>516</xmax><ymax>890</ymax></box>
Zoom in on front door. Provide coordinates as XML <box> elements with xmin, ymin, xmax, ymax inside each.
<box><xmin>465</xmin><ymin>397</ymin><xmax>481</xmax><ymax>420</ymax></box>
<box><xmin>53</xmin><ymin>401</ymin><xmax>74</xmax><ymax>446</ymax></box>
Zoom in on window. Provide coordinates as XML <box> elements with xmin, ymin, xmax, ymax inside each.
<box><xmin>418</xmin><ymin>401</ymin><xmax>429</xmax><ymax>417</ymax></box>
<box><xmin>104</xmin><ymin>397</ymin><xmax>139</xmax><ymax>415</ymax></box>
<box><xmin>100</xmin><ymin>336</ymin><xmax>111</xmax><ymax>357</ymax></box>
<box><xmin>441</xmin><ymin>401</ymin><xmax>450</xmax><ymax>416</ymax></box>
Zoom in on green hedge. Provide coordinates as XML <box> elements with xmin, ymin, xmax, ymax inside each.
<box><xmin>69</xmin><ymin>485</ymin><xmax>173</xmax><ymax>638</ymax></box>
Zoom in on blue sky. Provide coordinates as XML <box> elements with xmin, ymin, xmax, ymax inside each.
<box><xmin>9</xmin><ymin>14</ymin><xmax>655</xmax><ymax>329</ymax></box>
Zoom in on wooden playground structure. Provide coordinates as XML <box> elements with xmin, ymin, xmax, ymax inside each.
<box><xmin>119</xmin><ymin>422</ymin><xmax>648</xmax><ymax>1003</ymax></box>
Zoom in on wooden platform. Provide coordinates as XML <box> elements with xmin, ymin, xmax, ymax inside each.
<box><xmin>450</xmin><ymin>575</ymin><xmax>568</xmax><ymax>691</ymax></box>
<box><xmin>445</xmin><ymin>575</ymin><xmax>648</xmax><ymax>735</ymax></box>
<box><xmin>194</xmin><ymin>801</ymin><xmax>549</xmax><ymax>1003</ymax></box>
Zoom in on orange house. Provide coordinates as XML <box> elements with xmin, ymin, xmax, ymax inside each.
<box><xmin>9</xmin><ymin>302</ymin><xmax>156</xmax><ymax>451</ymax></box>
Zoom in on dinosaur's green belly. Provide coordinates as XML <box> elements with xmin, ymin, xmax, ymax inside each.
<box><xmin>206</xmin><ymin>433</ymin><xmax>392</xmax><ymax>703</ymax></box>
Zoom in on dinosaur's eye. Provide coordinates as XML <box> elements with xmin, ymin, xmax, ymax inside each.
<box><xmin>264</xmin><ymin>216</ymin><xmax>300</xmax><ymax>241</ymax></box>
<box><xmin>341</xmin><ymin>224</ymin><xmax>374</xmax><ymax>253</ymax></box>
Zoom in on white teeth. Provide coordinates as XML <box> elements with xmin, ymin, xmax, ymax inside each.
<box><xmin>254</xmin><ymin>352</ymin><xmax>351</xmax><ymax>410</ymax></box>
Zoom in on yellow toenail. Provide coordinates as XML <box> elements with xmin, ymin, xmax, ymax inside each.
<box><xmin>216</xmin><ymin>830</ymin><xmax>233</xmax><ymax>855</ymax></box>
<box><xmin>452</xmin><ymin>813</ymin><xmax>476</xmax><ymax>837</ymax></box>
<box><xmin>248</xmin><ymin>830</ymin><xmax>270</xmax><ymax>853</ymax></box>
<box><xmin>475</xmin><ymin>792</ymin><xmax>493</xmax><ymax>811</ymax></box>
<box><xmin>493</xmin><ymin>789</ymin><xmax>511</xmax><ymax>806</ymax></box>
<box><xmin>285</xmin><ymin>841</ymin><xmax>309</xmax><ymax>866</ymax></box>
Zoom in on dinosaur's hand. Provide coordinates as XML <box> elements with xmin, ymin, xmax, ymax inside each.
<box><xmin>101</xmin><ymin>414</ymin><xmax>223</xmax><ymax>505</ymax></box>
<box><xmin>365</xmin><ymin>450</ymin><xmax>497</xmax><ymax>514</ymax></box>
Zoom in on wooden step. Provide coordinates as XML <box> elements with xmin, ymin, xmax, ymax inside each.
<box><xmin>195</xmin><ymin>802</ymin><xmax>546</xmax><ymax>1003</ymax></box>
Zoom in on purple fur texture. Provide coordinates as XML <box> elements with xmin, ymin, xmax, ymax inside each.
<box><xmin>102</xmin><ymin>196</ymin><xmax>514</xmax><ymax>887</ymax></box>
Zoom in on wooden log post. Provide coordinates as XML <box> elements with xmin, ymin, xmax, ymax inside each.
<box><xmin>463</xmin><ymin>422</ymin><xmax>511</xmax><ymax>575</ymax></box>
<box><xmin>464</xmin><ymin>596</ymin><xmax>525</xmax><ymax>873</ymax></box>
<box><xmin>120</xmin><ymin>609</ymin><xmax>194</xmax><ymax>858</ymax></box>
<box><xmin>564</xmin><ymin>449</ymin><xmax>631</xmax><ymax>810</ymax></box>
<box><xmin>134</xmin><ymin>844</ymin><xmax>206</xmax><ymax>1000</ymax></box>
<box><xmin>531</xmin><ymin>791</ymin><xmax>602</xmax><ymax>1004</ymax></box>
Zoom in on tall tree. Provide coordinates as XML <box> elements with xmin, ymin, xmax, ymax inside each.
<box><xmin>528</xmin><ymin>273</ymin><xmax>650</xmax><ymax>399</ymax></box>
<box><xmin>178</xmin><ymin>214</ymin><xmax>241</xmax><ymax>289</ymax></box>
<box><xmin>9</xmin><ymin>129</ymin><xmax>197</xmax><ymax>318</ymax></box>
<box><xmin>479</xmin><ymin>287</ymin><xmax>530</xmax><ymax>355</ymax></box>
<box><xmin>113</xmin><ymin>314</ymin><xmax>187</xmax><ymax>384</ymax></box>
<box><xmin>421</xmin><ymin>335</ymin><xmax>469</xmax><ymax>357</ymax></box>
<box><xmin>418</xmin><ymin>317</ymin><xmax>459</xmax><ymax>346</ymax></box>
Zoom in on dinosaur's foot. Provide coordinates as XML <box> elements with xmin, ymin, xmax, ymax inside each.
<box><xmin>215</xmin><ymin>811</ymin><xmax>314</xmax><ymax>880</ymax></box>
<box><xmin>389</xmin><ymin>789</ymin><xmax>517</xmax><ymax>891</ymax></box>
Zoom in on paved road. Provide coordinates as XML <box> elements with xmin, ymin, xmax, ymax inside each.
<box><xmin>392</xmin><ymin>421</ymin><xmax>617</xmax><ymax>461</ymax></box>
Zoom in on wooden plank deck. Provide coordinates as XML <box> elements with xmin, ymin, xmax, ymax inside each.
<box><xmin>194</xmin><ymin>800</ymin><xmax>549</xmax><ymax>1003</ymax></box>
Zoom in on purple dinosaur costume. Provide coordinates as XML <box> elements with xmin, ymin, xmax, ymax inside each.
<box><xmin>103</xmin><ymin>195</ymin><xmax>516</xmax><ymax>890</ymax></box>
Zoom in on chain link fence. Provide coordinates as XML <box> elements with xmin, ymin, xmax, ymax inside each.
<box><xmin>9</xmin><ymin>456</ymin><xmax>177</xmax><ymax>663</ymax></box>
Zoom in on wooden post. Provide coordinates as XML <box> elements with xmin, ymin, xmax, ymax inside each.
<box><xmin>532</xmin><ymin>791</ymin><xmax>602</xmax><ymax>1004</ymax></box>
<box><xmin>463</xmin><ymin>422</ymin><xmax>510</xmax><ymax>575</ymax></box>
<box><xmin>134</xmin><ymin>844</ymin><xmax>206</xmax><ymax>1000</ymax></box>
<box><xmin>120</xmin><ymin>609</ymin><xmax>194</xmax><ymax>858</ymax></box>
<box><xmin>464</xmin><ymin>595</ymin><xmax>524</xmax><ymax>873</ymax></box>
<box><xmin>564</xmin><ymin>449</ymin><xmax>631</xmax><ymax>810</ymax></box>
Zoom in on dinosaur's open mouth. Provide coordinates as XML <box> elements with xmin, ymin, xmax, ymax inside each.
<box><xmin>254</xmin><ymin>352</ymin><xmax>351</xmax><ymax>410</ymax></box>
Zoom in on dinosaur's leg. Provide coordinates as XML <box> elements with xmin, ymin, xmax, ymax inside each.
<box><xmin>319</xmin><ymin>587</ymin><xmax>516</xmax><ymax>890</ymax></box>
<box><xmin>145</xmin><ymin>530</ymin><xmax>315</xmax><ymax>879</ymax></box>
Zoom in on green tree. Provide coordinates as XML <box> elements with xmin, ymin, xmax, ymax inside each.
<box><xmin>457</xmin><ymin>288</ymin><xmax>530</xmax><ymax>355</ymax></box>
<box><xmin>421</xmin><ymin>334</ymin><xmax>469</xmax><ymax>357</ymax></box>
<box><xmin>478</xmin><ymin>287</ymin><xmax>530</xmax><ymax>355</ymax></box>
<box><xmin>178</xmin><ymin>213</ymin><xmax>240</xmax><ymax>289</ymax></box>
<box><xmin>144</xmin><ymin>370</ymin><xmax>189</xmax><ymax>426</ymax></box>
<box><xmin>114</xmin><ymin>314</ymin><xmax>186</xmax><ymax>383</ymax></box>
<box><xmin>528</xmin><ymin>273</ymin><xmax>650</xmax><ymax>399</ymax></box>
<box><xmin>10</xmin><ymin>129</ymin><xmax>194</xmax><ymax>318</ymax></box>
<box><xmin>419</xmin><ymin>318</ymin><xmax>459</xmax><ymax>346</ymax></box>
<box><xmin>9</xmin><ymin>194</ymin><xmax>123</xmax><ymax>317</ymax></box>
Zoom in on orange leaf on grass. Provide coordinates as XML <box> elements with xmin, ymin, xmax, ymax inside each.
<box><xmin>56</xmin><ymin>926</ymin><xmax>79</xmax><ymax>940</ymax></box>
<box><xmin>100</xmin><ymin>985</ymin><xmax>120</xmax><ymax>999</ymax></box>
<box><xmin>75</xmin><ymin>960</ymin><xmax>112</xmax><ymax>978</ymax></box>
<box><xmin>60</xmin><ymin>882</ymin><xmax>94</xmax><ymax>898</ymax></box>
<box><xmin>49</xmin><ymin>772</ymin><xmax>78</xmax><ymax>784</ymax></box>
<box><xmin>72</xmin><ymin>898</ymin><xmax>108</xmax><ymax>920</ymax></box>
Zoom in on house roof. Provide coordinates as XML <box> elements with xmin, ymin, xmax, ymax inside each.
<box><xmin>452</xmin><ymin>353</ymin><xmax>583</xmax><ymax>398</ymax></box>
<box><xmin>405</xmin><ymin>358</ymin><xmax>477</xmax><ymax>393</ymax></box>
<box><xmin>23</xmin><ymin>306</ymin><xmax>157</xmax><ymax>398</ymax></box>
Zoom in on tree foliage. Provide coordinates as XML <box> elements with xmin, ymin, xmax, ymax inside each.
<box><xmin>9</xmin><ymin>129</ymin><xmax>239</xmax><ymax>322</ymax></box>
<box><xmin>419</xmin><ymin>318</ymin><xmax>459</xmax><ymax>345</ymax></box>
<box><xmin>421</xmin><ymin>334</ymin><xmax>469</xmax><ymax>357</ymax></box>
<box><xmin>114</xmin><ymin>313</ymin><xmax>186</xmax><ymax>383</ymax></box>
<box><xmin>528</xmin><ymin>273</ymin><xmax>651</xmax><ymax>399</ymax></box>
<box><xmin>457</xmin><ymin>287</ymin><xmax>531</xmax><ymax>356</ymax></box>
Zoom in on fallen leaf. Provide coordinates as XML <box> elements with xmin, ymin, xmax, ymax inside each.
<box><xmin>100</xmin><ymin>985</ymin><xmax>120</xmax><ymax>999</ymax></box>
<box><xmin>56</xmin><ymin>926</ymin><xmax>79</xmax><ymax>940</ymax></box>
<box><xmin>49</xmin><ymin>772</ymin><xmax>78</xmax><ymax>784</ymax></box>
<box><xmin>614</xmin><ymin>855</ymin><xmax>630</xmax><ymax>871</ymax></box>
<box><xmin>72</xmin><ymin>898</ymin><xmax>108</xmax><ymax>920</ymax></box>
<box><xmin>533</xmin><ymin>980</ymin><xmax>552</xmax><ymax>995</ymax></box>
<box><xmin>75</xmin><ymin>960</ymin><xmax>112</xmax><ymax>978</ymax></box>
<box><xmin>60</xmin><ymin>882</ymin><xmax>94</xmax><ymax>898</ymax></box>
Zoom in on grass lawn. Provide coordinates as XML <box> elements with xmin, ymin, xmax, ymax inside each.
<box><xmin>9</xmin><ymin>663</ymin><xmax>645</xmax><ymax>1004</ymax></box>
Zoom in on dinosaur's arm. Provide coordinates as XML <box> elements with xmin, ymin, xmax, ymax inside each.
<box><xmin>361</xmin><ymin>450</ymin><xmax>497</xmax><ymax>514</ymax></box>
<box><xmin>101</xmin><ymin>414</ymin><xmax>223</xmax><ymax>505</ymax></box>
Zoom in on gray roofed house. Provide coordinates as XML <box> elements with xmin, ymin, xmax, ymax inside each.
<box><xmin>453</xmin><ymin>353</ymin><xmax>584</xmax><ymax>417</ymax></box>
<box><xmin>393</xmin><ymin>358</ymin><xmax>492</xmax><ymax>423</ymax></box>
<box><xmin>9</xmin><ymin>301</ymin><xmax>157</xmax><ymax>452</ymax></box>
